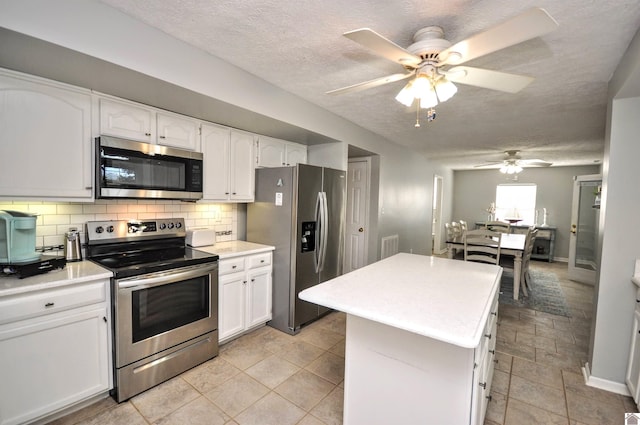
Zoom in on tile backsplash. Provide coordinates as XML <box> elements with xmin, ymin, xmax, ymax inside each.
<box><xmin>0</xmin><ymin>200</ymin><xmax>238</xmax><ymax>252</ymax></box>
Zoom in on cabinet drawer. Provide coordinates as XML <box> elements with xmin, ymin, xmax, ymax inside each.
<box><xmin>0</xmin><ymin>280</ymin><xmax>107</xmax><ymax>325</ymax></box>
<box><xmin>219</xmin><ymin>257</ymin><xmax>246</xmax><ymax>275</ymax></box>
<box><xmin>536</xmin><ymin>230</ymin><xmax>552</xmax><ymax>239</ymax></box>
<box><xmin>247</xmin><ymin>253</ymin><xmax>272</xmax><ymax>269</ymax></box>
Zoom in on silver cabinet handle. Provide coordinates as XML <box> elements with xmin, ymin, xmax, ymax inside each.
<box><xmin>45</xmin><ymin>302</ymin><xmax>54</xmax><ymax>308</ymax></box>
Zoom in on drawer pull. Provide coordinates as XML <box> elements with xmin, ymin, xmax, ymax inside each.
<box><xmin>479</xmin><ymin>382</ymin><xmax>487</xmax><ymax>389</ymax></box>
<box><xmin>44</xmin><ymin>302</ymin><xmax>55</xmax><ymax>308</ymax></box>
<box><xmin>484</xmin><ymin>333</ymin><xmax>492</xmax><ymax>340</ymax></box>
<box><xmin>103</xmin><ymin>316</ymin><xmax>107</xmax><ymax>323</ymax></box>
<box><xmin>489</xmin><ymin>349</ymin><xmax>495</xmax><ymax>355</ymax></box>
<box><xmin>486</xmin><ymin>395</ymin><xmax>492</xmax><ymax>401</ymax></box>
<box><xmin>491</xmin><ymin>311</ymin><xmax>498</xmax><ymax>316</ymax></box>
<box><xmin>232</xmin><ymin>265</ymin><xmax>237</xmax><ymax>269</ymax></box>
<box><xmin>251</xmin><ymin>279</ymin><xmax>255</xmax><ymax>282</ymax></box>
<box><xmin>260</xmin><ymin>260</ymin><xmax>265</xmax><ymax>263</ymax></box>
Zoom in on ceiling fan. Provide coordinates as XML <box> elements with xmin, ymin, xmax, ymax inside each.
<box><xmin>327</xmin><ymin>8</ymin><xmax>558</xmax><ymax>119</ymax></box>
<box><xmin>474</xmin><ymin>150</ymin><xmax>553</xmax><ymax>174</ymax></box>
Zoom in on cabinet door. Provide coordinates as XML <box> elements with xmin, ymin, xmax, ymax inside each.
<box><xmin>0</xmin><ymin>307</ymin><xmax>109</xmax><ymax>425</ymax></box>
<box><xmin>285</xmin><ymin>143</ymin><xmax>307</xmax><ymax>166</ymax></box>
<box><xmin>246</xmin><ymin>268</ymin><xmax>272</xmax><ymax>329</ymax></box>
<box><xmin>219</xmin><ymin>272</ymin><xmax>246</xmax><ymax>342</ymax></box>
<box><xmin>230</xmin><ymin>130</ymin><xmax>255</xmax><ymax>201</ymax></box>
<box><xmin>627</xmin><ymin>309</ymin><xmax>640</xmax><ymax>403</ymax></box>
<box><xmin>0</xmin><ymin>72</ymin><xmax>92</xmax><ymax>200</ymax></box>
<box><xmin>156</xmin><ymin>112</ymin><xmax>200</xmax><ymax>151</ymax></box>
<box><xmin>99</xmin><ymin>98</ymin><xmax>153</xmax><ymax>142</ymax></box>
<box><xmin>201</xmin><ymin>123</ymin><xmax>231</xmax><ymax>201</ymax></box>
<box><xmin>257</xmin><ymin>136</ymin><xmax>285</xmax><ymax>167</ymax></box>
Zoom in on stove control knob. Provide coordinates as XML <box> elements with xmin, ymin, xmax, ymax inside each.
<box><xmin>167</xmin><ymin>222</ymin><xmax>175</xmax><ymax>229</ymax></box>
<box><xmin>175</xmin><ymin>222</ymin><xmax>182</xmax><ymax>229</ymax></box>
<box><xmin>106</xmin><ymin>225</ymin><xmax>115</xmax><ymax>233</ymax></box>
<box><xmin>159</xmin><ymin>223</ymin><xmax>167</xmax><ymax>230</ymax></box>
<box><xmin>95</xmin><ymin>226</ymin><xmax>104</xmax><ymax>234</ymax></box>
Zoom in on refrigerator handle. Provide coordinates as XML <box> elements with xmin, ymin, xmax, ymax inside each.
<box><xmin>320</xmin><ymin>192</ymin><xmax>329</xmax><ymax>272</ymax></box>
<box><xmin>314</xmin><ymin>191</ymin><xmax>322</xmax><ymax>273</ymax></box>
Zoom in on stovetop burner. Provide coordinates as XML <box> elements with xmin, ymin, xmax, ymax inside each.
<box><xmin>86</xmin><ymin>218</ymin><xmax>218</xmax><ymax>279</ymax></box>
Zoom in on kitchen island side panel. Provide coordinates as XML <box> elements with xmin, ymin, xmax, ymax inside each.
<box><xmin>344</xmin><ymin>314</ymin><xmax>475</xmax><ymax>425</ymax></box>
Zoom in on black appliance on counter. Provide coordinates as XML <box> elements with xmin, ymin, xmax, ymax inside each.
<box><xmin>86</xmin><ymin>218</ymin><xmax>219</xmax><ymax>402</ymax></box>
<box><xmin>0</xmin><ymin>254</ymin><xmax>66</xmax><ymax>279</ymax></box>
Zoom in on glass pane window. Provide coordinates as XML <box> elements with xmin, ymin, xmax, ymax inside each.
<box><xmin>495</xmin><ymin>184</ymin><xmax>537</xmax><ymax>225</ymax></box>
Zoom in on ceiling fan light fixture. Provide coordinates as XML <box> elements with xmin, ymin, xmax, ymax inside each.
<box><xmin>395</xmin><ymin>81</ymin><xmax>415</xmax><ymax>107</ymax></box>
<box><xmin>500</xmin><ymin>163</ymin><xmax>523</xmax><ymax>174</ymax></box>
<box><xmin>434</xmin><ymin>78</ymin><xmax>457</xmax><ymax>102</ymax></box>
<box><xmin>419</xmin><ymin>89</ymin><xmax>438</xmax><ymax>108</ymax></box>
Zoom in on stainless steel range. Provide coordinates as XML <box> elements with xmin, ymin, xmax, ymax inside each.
<box><xmin>86</xmin><ymin>218</ymin><xmax>219</xmax><ymax>402</ymax></box>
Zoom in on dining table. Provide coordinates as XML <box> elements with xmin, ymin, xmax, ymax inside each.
<box><xmin>447</xmin><ymin>233</ymin><xmax>527</xmax><ymax>300</ymax></box>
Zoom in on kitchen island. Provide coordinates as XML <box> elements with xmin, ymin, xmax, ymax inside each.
<box><xmin>299</xmin><ymin>253</ymin><xmax>502</xmax><ymax>425</ymax></box>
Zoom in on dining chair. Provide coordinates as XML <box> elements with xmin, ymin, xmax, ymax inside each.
<box><xmin>463</xmin><ymin>229</ymin><xmax>502</xmax><ymax>265</ymax></box>
<box><xmin>445</xmin><ymin>223</ymin><xmax>465</xmax><ymax>259</ymax></box>
<box><xmin>522</xmin><ymin>228</ymin><xmax>538</xmax><ymax>290</ymax></box>
<box><xmin>500</xmin><ymin>227</ymin><xmax>537</xmax><ymax>297</ymax></box>
<box><xmin>485</xmin><ymin>220</ymin><xmax>511</xmax><ymax>233</ymax></box>
<box><xmin>459</xmin><ymin>220</ymin><xmax>468</xmax><ymax>233</ymax></box>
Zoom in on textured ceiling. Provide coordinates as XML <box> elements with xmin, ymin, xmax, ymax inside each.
<box><xmin>99</xmin><ymin>0</ymin><xmax>640</xmax><ymax>169</ymax></box>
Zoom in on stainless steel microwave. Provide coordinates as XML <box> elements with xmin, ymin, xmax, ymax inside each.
<box><xmin>95</xmin><ymin>136</ymin><xmax>203</xmax><ymax>200</ymax></box>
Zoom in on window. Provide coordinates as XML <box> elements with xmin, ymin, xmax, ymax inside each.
<box><xmin>495</xmin><ymin>184</ymin><xmax>537</xmax><ymax>225</ymax></box>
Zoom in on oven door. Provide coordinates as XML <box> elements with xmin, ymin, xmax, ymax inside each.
<box><xmin>114</xmin><ymin>262</ymin><xmax>218</xmax><ymax>368</ymax></box>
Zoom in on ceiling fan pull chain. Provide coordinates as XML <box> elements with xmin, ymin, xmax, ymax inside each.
<box><xmin>414</xmin><ymin>101</ymin><xmax>421</xmax><ymax>128</ymax></box>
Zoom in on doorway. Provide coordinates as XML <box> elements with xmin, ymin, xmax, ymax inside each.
<box><xmin>568</xmin><ymin>174</ymin><xmax>602</xmax><ymax>285</ymax></box>
<box><xmin>344</xmin><ymin>157</ymin><xmax>371</xmax><ymax>273</ymax></box>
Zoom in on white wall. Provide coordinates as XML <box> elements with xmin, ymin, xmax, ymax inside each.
<box><xmin>0</xmin><ymin>0</ymin><xmax>437</xmax><ymax>258</ymax></box>
<box><xmin>452</xmin><ymin>165</ymin><xmax>601</xmax><ymax>260</ymax></box>
<box><xmin>588</xmin><ymin>26</ymin><xmax>640</xmax><ymax>390</ymax></box>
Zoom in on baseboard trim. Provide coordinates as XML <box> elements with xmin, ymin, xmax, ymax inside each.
<box><xmin>582</xmin><ymin>362</ymin><xmax>631</xmax><ymax>396</ymax></box>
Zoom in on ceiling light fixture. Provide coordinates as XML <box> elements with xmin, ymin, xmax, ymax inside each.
<box><xmin>396</xmin><ymin>68</ymin><xmax>457</xmax><ymax>127</ymax></box>
<box><xmin>499</xmin><ymin>163</ymin><xmax>523</xmax><ymax>174</ymax></box>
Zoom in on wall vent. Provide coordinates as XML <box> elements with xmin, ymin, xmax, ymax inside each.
<box><xmin>381</xmin><ymin>234</ymin><xmax>399</xmax><ymax>259</ymax></box>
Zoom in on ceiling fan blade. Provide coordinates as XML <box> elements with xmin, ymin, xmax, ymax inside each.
<box><xmin>326</xmin><ymin>72</ymin><xmax>413</xmax><ymax>96</ymax></box>
<box><xmin>474</xmin><ymin>161</ymin><xmax>504</xmax><ymax>168</ymax></box>
<box><xmin>445</xmin><ymin>66</ymin><xmax>534</xmax><ymax>93</ymax></box>
<box><xmin>344</xmin><ymin>28</ymin><xmax>422</xmax><ymax>67</ymax></box>
<box><xmin>520</xmin><ymin>159</ymin><xmax>552</xmax><ymax>167</ymax></box>
<box><xmin>439</xmin><ymin>8</ymin><xmax>558</xmax><ymax>66</ymax></box>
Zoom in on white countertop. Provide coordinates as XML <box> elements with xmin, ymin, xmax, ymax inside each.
<box><xmin>194</xmin><ymin>240</ymin><xmax>274</xmax><ymax>259</ymax></box>
<box><xmin>299</xmin><ymin>253</ymin><xmax>502</xmax><ymax>348</ymax></box>
<box><xmin>0</xmin><ymin>261</ymin><xmax>113</xmax><ymax>297</ymax></box>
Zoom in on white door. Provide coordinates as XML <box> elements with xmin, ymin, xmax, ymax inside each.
<box><xmin>432</xmin><ymin>175</ymin><xmax>444</xmax><ymax>255</ymax></box>
<box><xmin>568</xmin><ymin>174</ymin><xmax>602</xmax><ymax>284</ymax></box>
<box><xmin>200</xmin><ymin>123</ymin><xmax>231</xmax><ymax>200</ymax></box>
<box><xmin>156</xmin><ymin>112</ymin><xmax>200</xmax><ymax>151</ymax></box>
<box><xmin>246</xmin><ymin>268</ymin><xmax>272</xmax><ymax>328</ymax></box>
<box><xmin>344</xmin><ymin>158</ymin><xmax>370</xmax><ymax>273</ymax></box>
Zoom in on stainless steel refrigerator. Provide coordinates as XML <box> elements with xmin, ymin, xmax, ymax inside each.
<box><xmin>247</xmin><ymin>164</ymin><xmax>346</xmax><ymax>335</ymax></box>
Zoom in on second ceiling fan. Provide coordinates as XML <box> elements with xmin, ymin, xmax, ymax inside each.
<box><xmin>328</xmin><ymin>8</ymin><xmax>558</xmax><ymax>115</ymax></box>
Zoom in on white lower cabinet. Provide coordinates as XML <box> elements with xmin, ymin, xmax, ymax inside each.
<box><xmin>0</xmin><ymin>280</ymin><xmax>111</xmax><ymax>425</ymax></box>
<box><xmin>218</xmin><ymin>252</ymin><xmax>272</xmax><ymax>343</ymax></box>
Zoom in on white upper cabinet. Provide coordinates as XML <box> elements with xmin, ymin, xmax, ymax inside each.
<box><xmin>156</xmin><ymin>112</ymin><xmax>200</xmax><ymax>151</ymax></box>
<box><xmin>99</xmin><ymin>98</ymin><xmax>153</xmax><ymax>143</ymax></box>
<box><xmin>99</xmin><ymin>98</ymin><xmax>200</xmax><ymax>151</ymax></box>
<box><xmin>256</xmin><ymin>136</ymin><xmax>307</xmax><ymax>167</ymax></box>
<box><xmin>201</xmin><ymin>123</ymin><xmax>254</xmax><ymax>202</ymax></box>
<box><xmin>0</xmin><ymin>70</ymin><xmax>93</xmax><ymax>200</ymax></box>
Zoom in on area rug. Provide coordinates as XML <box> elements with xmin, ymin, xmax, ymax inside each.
<box><xmin>498</xmin><ymin>268</ymin><xmax>571</xmax><ymax>317</ymax></box>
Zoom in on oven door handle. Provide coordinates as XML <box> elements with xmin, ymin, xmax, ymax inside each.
<box><xmin>116</xmin><ymin>263</ymin><xmax>218</xmax><ymax>290</ymax></box>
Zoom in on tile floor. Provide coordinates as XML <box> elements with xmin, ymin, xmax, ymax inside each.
<box><xmin>51</xmin><ymin>260</ymin><xmax>636</xmax><ymax>425</ymax></box>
